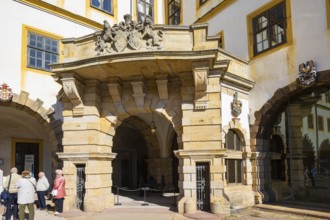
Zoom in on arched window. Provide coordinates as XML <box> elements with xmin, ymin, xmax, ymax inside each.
<box><xmin>225</xmin><ymin>129</ymin><xmax>242</xmax><ymax>184</ymax></box>
<box><xmin>225</xmin><ymin>129</ymin><xmax>241</xmax><ymax>151</ymax></box>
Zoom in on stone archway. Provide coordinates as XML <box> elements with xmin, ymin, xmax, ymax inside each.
<box><xmin>250</xmin><ymin>70</ymin><xmax>330</xmax><ymax>203</ymax></box>
<box><xmin>0</xmin><ymin>90</ymin><xmax>62</xmax><ymax>175</ymax></box>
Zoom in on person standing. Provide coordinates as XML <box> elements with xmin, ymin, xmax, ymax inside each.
<box><xmin>15</xmin><ymin>170</ymin><xmax>36</xmax><ymax>220</ymax></box>
<box><xmin>36</xmin><ymin>172</ymin><xmax>49</xmax><ymax>210</ymax></box>
<box><xmin>304</xmin><ymin>167</ymin><xmax>309</xmax><ymax>186</ymax></box>
<box><xmin>3</xmin><ymin>167</ymin><xmax>21</xmax><ymax>220</ymax></box>
<box><xmin>52</xmin><ymin>169</ymin><xmax>66</xmax><ymax>216</ymax></box>
<box><xmin>0</xmin><ymin>168</ymin><xmax>3</xmax><ymax>195</ymax></box>
<box><xmin>310</xmin><ymin>165</ymin><xmax>317</xmax><ymax>187</ymax></box>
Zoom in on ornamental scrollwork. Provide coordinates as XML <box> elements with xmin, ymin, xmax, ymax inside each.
<box><xmin>0</xmin><ymin>83</ymin><xmax>13</xmax><ymax>102</ymax></box>
<box><xmin>96</xmin><ymin>14</ymin><xmax>163</xmax><ymax>55</ymax></box>
<box><xmin>297</xmin><ymin>60</ymin><xmax>317</xmax><ymax>88</ymax></box>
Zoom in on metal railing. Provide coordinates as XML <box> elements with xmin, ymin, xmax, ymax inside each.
<box><xmin>113</xmin><ymin>186</ymin><xmax>178</xmax><ymax>206</ymax></box>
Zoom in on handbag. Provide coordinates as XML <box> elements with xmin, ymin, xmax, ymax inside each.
<box><xmin>51</xmin><ymin>178</ymin><xmax>64</xmax><ymax>197</ymax></box>
<box><xmin>1</xmin><ymin>174</ymin><xmax>12</xmax><ymax>202</ymax></box>
<box><xmin>0</xmin><ymin>190</ymin><xmax>9</xmax><ymax>201</ymax></box>
<box><xmin>51</xmin><ymin>189</ymin><xmax>58</xmax><ymax>196</ymax></box>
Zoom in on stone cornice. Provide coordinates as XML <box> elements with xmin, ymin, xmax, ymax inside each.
<box><xmin>57</xmin><ymin>152</ymin><xmax>117</xmax><ymax>160</ymax></box>
<box><xmin>221</xmin><ymin>72</ymin><xmax>255</xmax><ymax>92</ymax></box>
<box><xmin>174</xmin><ymin>149</ymin><xmax>226</xmax><ymax>159</ymax></box>
<box><xmin>51</xmin><ymin>49</ymin><xmax>219</xmax><ymax>71</ymax></box>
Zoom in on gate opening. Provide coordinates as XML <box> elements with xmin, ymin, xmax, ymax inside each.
<box><xmin>196</xmin><ymin>162</ymin><xmax>210</xmax><ymax>211</ymax></box>
<box><xmin>76</xmin><ymin>164</ymin><xmax>86</xmax><ymax>211</ymax></box>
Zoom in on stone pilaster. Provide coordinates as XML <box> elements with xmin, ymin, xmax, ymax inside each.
<box><xmin>176</xmin><ymin>71</ymin><xmax>228</xmax><ymax>214</ymax></box>
<box><xmin>287</xmin><ymin>103</ymin><xmax>305</xmax><ymax>198</ymax></box>
<box><xmin>58</xmin><ymin>79</ymin><xmax>116</xmax><ymax>211</ymax></box>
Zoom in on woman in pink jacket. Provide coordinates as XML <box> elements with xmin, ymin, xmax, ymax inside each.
<box><xmin>52</xmin><ymin>169</ymin><xmax>66</xmax><ymax>215</ymax></box>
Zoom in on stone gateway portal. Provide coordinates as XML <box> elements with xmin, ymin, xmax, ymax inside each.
<box><xmin>51</xmin><ymin>15</ymin><xmax>254</xmax><ymax>214</ymax></box>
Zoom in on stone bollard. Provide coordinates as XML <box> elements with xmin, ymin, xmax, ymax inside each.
<box><xmin>211</xmin><ymin>199</ymin><xmax>223</xmax><ymax>214</ymax></box>
<box><xmin>184</xmin><ymin>199</ymin><xmax>196</xmax><ymax>214</ymax></box>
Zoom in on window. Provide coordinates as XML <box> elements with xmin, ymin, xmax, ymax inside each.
<box><xmin>168</xmin><ymin>0</ymin><xmax>181</xmax><ymax>25</ymax></box>
<box><xmin>327</xmin><ymin>118</ymin><xmax>330</xmax><ymax>132</ymax></box>
<box><xmin>27</xmin><ymin>32</ymin><xmax>59</xmax><ymax>72</ymax></box>
<box><xmin>252</xmin><ymin>2</ymin><xmax>286</xmax><ymax>55</ymax></box>
<box><xmin>226</xmin><ymin>159</ymin><xmax>242</xmax><ymax>184</ymax></box>
<box><xmin>318</xmin><ymin>115</ymin><xmax>324</xmax><ymax>131</ymax></box>
<box><xmin>225</xmin><ymin>129</ymin><xmax>241</xmax><ymax>151</ymax></box>
<box><xmin>225</xmin><ymin>129</ymin><xmax>243</xmax><ymax>184</ymax></box>
<box><xmin>325</xmin><ymin>91</ymin><xmax>330</xmax><ymax>102</ymax></box>
<box><xmin>218</xmin><ymin>31</ymin><xmax>224</xmax><ymax>49</ymax></box>
<box><xmin>199</xmin><ymin>0</ymin><xmax>207</xmax><ymax>6</ymax></box>
<box><xmin>91</xmin><ymin>0</ymin><xmax>112</xmax><ymax>14</ymax></box>
<box><xmin>308</xmin><ymin>114</ymin><xmax>314</xmax><ymax>129</ymax></box>
<box><xmin>137</xmin><ymin>0</ymin><xmax>154</xmax><ymax>23</ymax></box>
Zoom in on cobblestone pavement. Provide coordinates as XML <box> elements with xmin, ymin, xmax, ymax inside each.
<box><xmin>21</xmin><ymin>207</ymin><xmax>330</xmax><ymax>220</ymax></box>
<box><xmin>1</xmin><ymin>205</ymin><xmax>329</xmax><ymax>220</ymax></box>
<box><xmin>2</xmin><ymin>198</ymin><xmax>330</xmax><ymax>220</ymax></box>
<box><xmin>224</xmin><ymin>207</ymin><xmax>327</xmax><ymax>220</ymax></box>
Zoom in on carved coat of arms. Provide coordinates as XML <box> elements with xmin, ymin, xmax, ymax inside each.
<box><xmin>297</xmin><ymin>60</ymin><xmax>317</xmax><ymax>88</ymax></box>
<box><xmin>0</xmin><ymin>83</ymin><xmax>13</xmax><ymax>102</ymax></box>
<box><xmin>231</xmin><ymin>92</ymin><xmax>242</xmax><ymax>117</ymax></box>
<box><xmin>96</xmin><ymin>14</ymin><xmax>163</xmax><ymax>55</ymax></box>
<box><xmin>114</xmin><ymin>29</ymin><xmax>128</xmax><ymax>52</ymax></box>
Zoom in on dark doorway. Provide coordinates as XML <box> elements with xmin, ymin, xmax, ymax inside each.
<box><xmin>112</xmin><ymin>116</ymin><xmax>148</xmax><ymax>190</ymax></box>
<box><xmin>15</xmin><ymin>142</ymin><xmax>40</xmax><ymax>177</ymax></box>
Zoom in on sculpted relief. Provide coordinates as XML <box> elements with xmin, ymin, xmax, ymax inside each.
<box><xmin>96</xmin><ymin>14</ymin><xmax>164</xmax><ymax>55</ymax></box>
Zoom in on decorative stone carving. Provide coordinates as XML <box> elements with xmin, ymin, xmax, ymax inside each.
<box><xmin>231</xmin><ymin>92</ymin><xmax>242</xmax><ymax>117</ymax></box>
<box><xmin>131</xmin><ymin>76</ymin><xmax>146</xmax><ymax>109</ymax></box>
<box><xmin>156</xmin><ymin>74</ymin><xmax>168</xmax><ymax>100</ymax></box>
<box><xmin>297</xmin><ymin>60</ymin><xmax>317</xmax><ymax>88</ymax></box>
<box><xmin>60</xmin><ymin>73</ymin><xmax>84</xmax><ymax>116</ymax></box>
<box><xmin>96</xmin><ymin>14</ymin><xmax>163</xmax><ymax>55</ymax></box>
<box><xmin>107</xmin><ymin>77</ymin><xmax>122</xmax><ymax>103</ymax></box>
<box><xmin>193</xmin><ymin>67</ymin><xmax>208</xmax><ymax>109</ymax></box>
<box><xmin>0</xmin><ymin>83</ymin><xmax>13</xmax><ymax>102</ymax></box>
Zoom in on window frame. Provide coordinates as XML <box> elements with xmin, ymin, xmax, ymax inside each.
<box><xmin>252</xmin><ymin>1</ymin><xmax>287</xmax><ymax>55</ymax></box>
<box><xmin>137</xmin><ymin>0</ymin><xmax>154</xmax><ymax>23</ymax></box>
<box><xmin>247</xmin><ymin>0</ymin><xmax>292</xmax><ymax>59</ymax></box>
<box><xmin>224</xmin><ymin>129</ymin><xmax>243</xmax><ymax>185</ymax></box>
<box><xmin>199</xmin><ymin>0</ymin><xmax>207</xmax><ymax>6</ymax></box>
<box><xmin>308</xmin><ymin>114</ymin><xmax>314</xmax><ymax>129</ymax></box>
<box><xmin>91</xmin><ymin>0</ymin><xmax>113</xmax><ymax>15</ymax></box>
<box><xmin>167</xmin><ymin>0</ymin><xmax>181</xmax><ymax>25</ymax></box>
<box><xmin>225</xmin><ymin>129</ymin><xmax>241</xmax><ymax>151</ymax></box>
<box><xmin>318</xmin><ymin>115</ymin><xmax>324</xmax><ymax>131</ymax></box>
<box><xmin>218</xmin><ymin>30</ymin><xmax>224</xmax><ymax>49</ymax></box>
<box><xmin>226</xmin><ymin>159</ymin><xmax>242</xmax><ymax>184</ymax></box>
<box><xmin>27</xmin><ymin>31</ymin><xmax>59</xmax><ymax>72</ymax></box>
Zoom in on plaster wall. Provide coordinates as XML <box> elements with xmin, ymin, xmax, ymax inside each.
<box><xmin>196</xmin><ymin>0</ymin><xmax>225</xmax><ymax>21</ymax></box>
<box><xmin>203</xmin><ymin>0</ymin><xmax>269</xmax><ymax>60</ymax></box>
<box><xmin>64</xmin><ymin>0</ymin><xmax>86</xmax><ymax>17</ymax></box>
<box><xmin>182</xmin><ymin>0</ymin><xmax>195</xmax><ymax>25</ymax></box>
<box><xmin>156</xmin><ymin>0</ymin><xmax>165</xmax><ymax>24</ymax></box>
<box><xmin>199</xmin><ymin>0</ymin><xmax>330</xmax><ymax>124</ymax></box>
<box><xmin>221</xmin><ymin>92</ymin><xmax>250</xmax><ymax>135</ymax></box>
<box><xmin>118</xmin><ymin>1</ymin><xmax>132</xmax><ymax>24</ymax></box>
<box><xmin>0</xmin><ymin>0</ymin><xmax>96</xmax><ymax>109</ymax></box>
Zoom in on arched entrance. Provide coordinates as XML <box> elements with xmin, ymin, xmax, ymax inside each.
<box><xmin>112</xmin><ymin>114</ymin><xmax>179</xmax><ymax>193</ymax></box>
<box><xmin>112</xmin><ymin>116</ymin><xmax>149</xmax><ymax>189</ymax></box>
<box><xmin>251</xmin><ymin>71</ymin><xmax>330</xmax><ymax>203</ymax></box>
<box><xmin>0</xmin><ymin>90</ymin><xmax>61</xmax><ymax>178</ymax></box>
